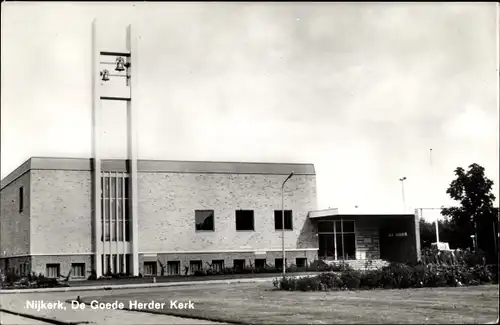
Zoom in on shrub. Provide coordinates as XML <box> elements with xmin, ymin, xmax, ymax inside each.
<box><xmin>488</xmin><ymin>264</ymin><xmax>498</xmax><ymax>284</ymax></box>
<box><xmin>274</xmin><ymin>276</ymin><xmax>323</xmax><ymax>291</ymax></box>
<box><xmin>87</xmin><ymin>270</ymin><xmax>97</xmax><ymax>280</ymax></box>
<box><xmin>273</xmin><ymin>257</ymin><xmax>495</xmax><ymax>292</ymax></box>
<box><xmin>317</xmin><ymin>272</ymin><xmax>342</xmax><ymax>290</ymax></box>
<box><xmin>340</xmin><ymin>269</ymin><xmax>362</xmax><ymax>290</ymax></box>
<box><xmin>360</xmin><ymin>270</ymin><xmax>382</xmax><ymax>289</ymax></box>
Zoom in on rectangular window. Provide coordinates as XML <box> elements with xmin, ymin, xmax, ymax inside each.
<box><xmin>125</xmin><ymin>220</ymin><xmax>131</xmax><ymax>241</ymax></box>
<box><xmin>104</xmin><ymin>221</ymin><xmax>110</xmax><ymax>241</ymax></box>
<box><xmin>110</xmin><ymin>199</ymin><xmax>116</xmax><ymax>220</ymax></box>
<box><xmin>124</xmin><ymin>177</ymin><xmax>130</xmax><ymax>198</ymax></box>
<box><xmin>105</xmin><ymin>255</ymin><xmax>111</xmax><ymax>275</ymax></box>
<box><xmin>235</xmin><ymin>210</ymin><xmax>254</xmax><ymax>231</ymax></box>
<box><xmin>125</xmin><ymin>254</ymin><xmax>132</xmax><ymax>275</ymax></box>
<box><xmin>118</xmin><ymin>220</ymin><xmax>124</xmax><ymax>241</ymax></box>
<box><xmin>254</xmin><ymin>259</ymin><xmax>266</xmax><ymax>269</ymax></box>
<box><xmin>342</xmin><ymin>233</ymin><xmax>356</xmax><ymax>260</ymax></box>
<box><xmin>195</xmin><ymin>210</ymin><xmax>215</xmax><ymax>231</ymax></box>
<box><xmin>144</xmin><ymin>262</ymin><xmax>157</xmax><ymax>276</ymax></box>
<box><xmin>190</xmin><ymin>260</ymin><xmax>202</xmax><ymax>273</ymax></box>
<box><xmin>105</xmin><ymin>198</ymin><xmax>110</xmax><ymax>221</ymax></box>
<box><xmin>119</xmin><ymin>255</ymin><xmax>124</xmax><ymax>273</ymax></box>
<box><xmin>233</xmin><ymin>259</ymin><xmax>245</xmax><ymax>270</ymax></box>
<box><xmin>167</xmin><ymin>261</ymin><xmax>180</xmax><ymax>275</ymax></box>
<box><xmin>117</xmin><ymin>199</ymin><xmax>123</xmax><ymax>221</ymax></box>
<box><xmin>19</xmin><ymin>187</ymin><xmax>24</xmax><ymax>212</ymax></box>
<box><xmin>46</xmin><ymin>264</ymin><xmax>60</xmax><ymax>278</ymax></box>
<box><xmin>274</xmin><ymin>210</ymin><xmax>293</xmax><ymax>230</ymax></box>
<box><xmin>341</xmin><ymin>221</ymin><xmax>355</xmax><ymax>233</ymax></box>
<box><xmin>110</xmin><ymin>220</ymin><xmax>115</xmax><ymax>241</ymax></box>
<box><xmin>110</xmin><ymin>177</ymin><xmax>116</xmax><ymax>198</ymax></box>
<box><xmin>296</xmin><ymin>258</ymin><xmax>307</xmax><ymax>268</ymax></box>
<box><xmin>71</xmin><ymin>263</ymin><xmax>85</xmax><ymax>278</ymax></box>
<box><xmin>318</xmin><ymin>221</ymin><xmax>334</xmax><ymax>233</ymax></box>
<box><xmin>117</xmin><ymin>177</ymin><xmax>123</xmax><ymax>198</ymax></box>
<box><xmin>104</xmin><ymin>177</ymin><xmax>110</xmax><ymax>198</ymax></box>
<box><xmin>212</xmin><ymin>260</ymin><xmax>224</xmax><ymax>273</ymax></box>
<box><xmin>335</xmin><ymin>220</ymin><xmax>356</xmax><ymax>260</ymax></box>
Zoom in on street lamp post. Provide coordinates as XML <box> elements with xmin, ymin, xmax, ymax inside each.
<box><xmin>282</xmin><ymin>171</ymin><xmax>294</xmax><ymax>277</ymax></box>
<box><xmin>399</xmin><ymin>177</ymin><xmax>407</xmax><ymax>211</ymax></box>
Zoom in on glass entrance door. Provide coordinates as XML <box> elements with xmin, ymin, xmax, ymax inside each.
<box><xmin>318</xmin><ymin>234</ymin><xmax>335</xmax><ymax>259</ymax></box>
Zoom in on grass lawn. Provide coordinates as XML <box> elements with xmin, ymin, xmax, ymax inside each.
<box><xmin>81</xmin><ymin>282</ymin><xmax>499</xmax><ymax>324</ymax></box>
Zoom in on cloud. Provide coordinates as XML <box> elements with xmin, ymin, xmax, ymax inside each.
<box><xmin>1</xmin><ymin>2</ymin><xmax>498</xmax><ymax>210</ymax></box>
<box><xmin>443</xmin><ymin>105</ymin><xmax>498</xmax><ymax>140</ymax></box>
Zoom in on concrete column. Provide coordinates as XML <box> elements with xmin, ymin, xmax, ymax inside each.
<box><xmin>126</xmin><ymin>25</ymin><xmax>140</xmax><ymax>276</ymax></box>
<box><xmin>92</xmin><ymin>19</ymin><xmax>103</xmax><ymax>278</ymax></box>
<box><xmin>414</xmin><ymin>209</ymin><xmax>421</xmax><ymax>261</ymax></box>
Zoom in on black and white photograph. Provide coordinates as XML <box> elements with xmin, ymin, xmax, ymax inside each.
<box><xmin>1</xmin><ymin>2</ymin><xmax>499</xmax><ymax>324</ymax></box>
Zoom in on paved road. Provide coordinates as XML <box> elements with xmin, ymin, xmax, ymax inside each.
<box><xmin>0</xmin><ymin>289</ymin><xmax>228</xmax><ymax>324</ymax></box>
<box><xmin>0</xmin><ymin>311</ymin><xmax>49</xmax><ymax>324</ymax></box>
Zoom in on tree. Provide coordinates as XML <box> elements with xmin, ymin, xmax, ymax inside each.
<box><xmin>441</xmin><ymin>163</ymin><xmax>498</xmax><ymax>261</ymax></box>
<box><xmin>419</xmin><ymin>217</ymin><xmax>462</xmax><ymax>249</ymax></box>
<box><xmin>419</xmin><ymin>218</ymin><xmax>436</xmax><ymax>248</ymax></box>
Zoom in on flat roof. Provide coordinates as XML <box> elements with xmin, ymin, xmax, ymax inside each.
<box><xmin>1</xmin><ymin>157</ymin><xmax>315</xmax><ymax>190</ymax></box>
<box><xmin>308</xmin><ymin>208</ymin><xmax>415</xmax><ymax>219</ymax></box>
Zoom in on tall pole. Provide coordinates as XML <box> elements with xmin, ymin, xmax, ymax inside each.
<box><xmin>399</xmin><ymin>177</ymin><xmax>406</xmax><ymax>211</ymax></box>
<box><xmin>282</xmin><ymin>171</ymin><xmax>294</xmax><ymax>277</ymax></box>
<box><xmin>430</xmin><ymin>149</ymin><xmax>440</xmax><ymax>244</ymax></box>
<box><xmin>127</xmin><ymin>25</ymin><xmax>140</xmax><ymax>276</ymax></box>
<box><xmin>92</xmin><ymin>19</ymin><xmax>103</xmax><ymax>278</ymax></box>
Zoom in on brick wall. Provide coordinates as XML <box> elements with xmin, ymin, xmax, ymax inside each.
<box><xmin>0</xmin><ymin>256</ymin><xmax>31</xmax><ymax>275</ymax></box>
<box><xmin>0</xmin><ymin>172</ymin><xmax>31</xmax><ymax>257</ymax></box>
<box><xmin>140</xmin><ymin>250</ymin><xmax>318</xmax><ymax>275</ymax></box>
<box><xmin>31</xmin><ymin>255</ymin><xmax>92</xmax><ymax>280</ymax></box>
<box><xmin>137</xmin><ymin>173</ymin><xmax>317</xmax><ymax>253</ymax></box>
<box><xmin>354</xmin><ymin>217</ymin><xmax>381</xmax><ymax>260</ymax></box>
<box><xmin>30</xmin><ymin>170</ymin><xmax>93</xmax><ymax>255</ymax></box>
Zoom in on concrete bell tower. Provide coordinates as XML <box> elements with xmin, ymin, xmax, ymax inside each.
<box><xmin>91</xmin><ymin>20</ymin><xmax>139</xmax><ymax>277</ymax></box>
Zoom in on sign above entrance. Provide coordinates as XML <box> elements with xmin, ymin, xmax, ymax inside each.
<box><xmin>388</xmin><ymin>232</ymin><xmax>408</xmax><ymax>237</ymax></box>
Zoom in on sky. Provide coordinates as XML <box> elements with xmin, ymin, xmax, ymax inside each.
<box><xmin>1</xmin><ymin>2</ymin><xmax>499</xmax><ymax>218</ymax></box>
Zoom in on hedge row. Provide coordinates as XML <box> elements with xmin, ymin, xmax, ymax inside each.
<box><xmin>274</xmin><ymin>262</ymin><xmax>497</xmax><ymax>292</ymax></box>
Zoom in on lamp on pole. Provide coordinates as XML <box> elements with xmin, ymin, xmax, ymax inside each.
<box><xmin>282</xmin><ymin>171</ymin><xmax>294</xmax><ymax>277</ymax></box>
<box><xmin>399</xmin><ymin>177</ymin><xmax>407</xmax><ymax>211</ymax></box>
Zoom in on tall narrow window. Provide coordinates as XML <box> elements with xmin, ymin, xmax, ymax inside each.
<box><xmin>101</xmin><ymin>174</ymin><xmax>130</xmax><ymax>242</ymax></box>
<box><xmin>125</xmin><ymin>197</ymin><xmax>131</xmax><ymax>241</ymax></box>
<box><xmin>335</xmin><ymin>220</ymin><xmax>356</xmax><ymax>260</ymax></box>
<box><xmin>19</xmin><ymin>187</ymin><xmax>24</xmax><ymax>212</ymax></box>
